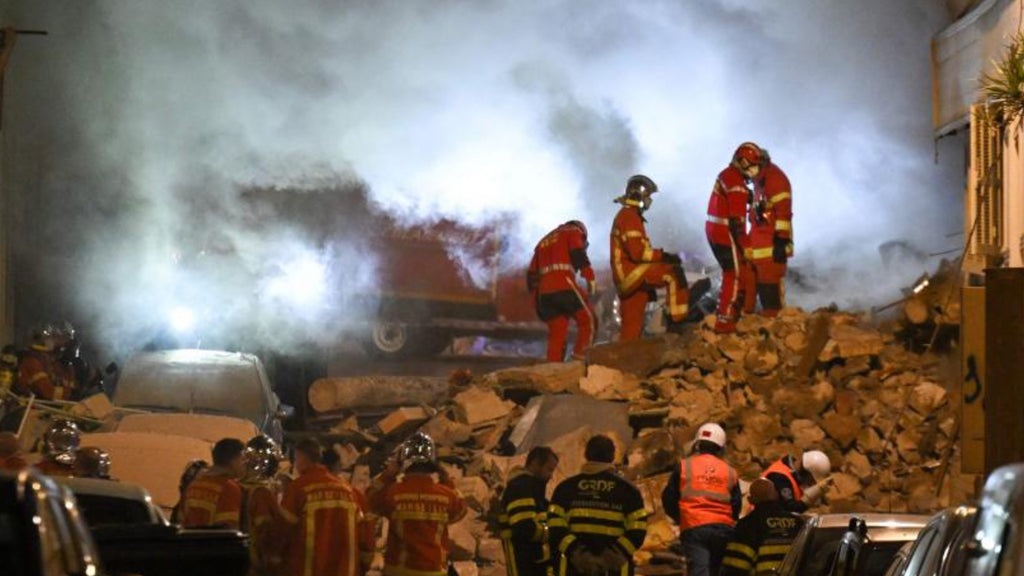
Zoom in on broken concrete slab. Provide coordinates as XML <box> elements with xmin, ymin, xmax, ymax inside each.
<box><xmin>821</xmin><ymin>413</ymin><xmax>861</xmax><ymax>449</ymax></box>
<box><xmin>908</xmin><ymin>382</ymin><xmax>949</xmax><ymax>415</ymax></box>
<box><xmin>483</xmin><ymin>361</ymin><xmax>585</xmax><ymax>394</ymax></box>
<box><xmin>420</xmin><ymin>414</ymin><xmax>474</xmax><ymax>447</ymax></box>
<box><xmin>580</xmin><ymin>365</ymin><xmax>641</xmax><ymax>400</ymax></box>
<box><xmin>790</xmin><ymin>419</ymin><xmax>827</xmax><ymax>450</ymax></box>
<box><xmin>376</xmin><ymin>407</ymin><xmax>430</xmax><ymax>436</ymax></box>
<box><xmin>308</xmin><ymin>376</ymin><xmax>450</xmax><ymax>413</ymax></box>
<box><xmin>821</xmin><ymin>324</ymin><xmax>885</xmax><ymax>360</ymax></box>
<box><xmin>508</xmin><ymin>394</ymin><xmax>632</xmax><ymax>456</ymax></box>
<box><xmin>453</xmin><ymin>387</ymin><xmax>516</xmax><ymax>426</ymax></box>
<box><xmin>589</xmin><ymin>333</ymin><xmax>692</xmax><ymax>376</ymax></box>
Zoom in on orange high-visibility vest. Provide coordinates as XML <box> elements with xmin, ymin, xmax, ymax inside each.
<box><xmin>677</xmin><ymin>454</ymin><xmax>737</xmax><ymax>531</ymax></box>
<box><xmin>763</xmin><ymin>459</ymin><xmax>804</xmax><ymax>501</ymax></box>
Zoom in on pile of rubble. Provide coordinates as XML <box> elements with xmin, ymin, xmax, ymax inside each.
<box><xmin>314</xmin><ymin>307</ymin><xmax>973</xmax><ymax>576</ymax></box>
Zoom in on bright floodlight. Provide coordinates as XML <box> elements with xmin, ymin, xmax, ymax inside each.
<box><xmin>169</xmin><ymin>306</ymin><xmax>196</xmax><ymax>333</ymax></box>
<box><xmin>267</xmin><ymin>253</ymin><xmax>328</xmax><ymax>309</ymax></box>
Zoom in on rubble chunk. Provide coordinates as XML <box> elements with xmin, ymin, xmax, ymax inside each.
<box><xmin>790</xmin><ymin>419</ymin><xmax>827</xmax><ymax>450</ymax></box>
<box><xmin>821</xmin><ymin>324</ymin><xmax>885</xmax><ymax>360</ymax></box>
<box><xmin>580</xmin><ymin>365</ymin><xmax>641</xmax><ymax>400</ymax></box>
<box><xmin>821</xmin><ymin>413</ymin><xmax>861</xmax><ymax>449</ymax></box>
<box><xmin>308</xmin><ymin>376</ymin><xmax>449</xmax><ymax>413</ymax></box>
<box><xmin>453</xmin><ymin>387</ymin><xmax>515</xmax><ymax>426</ymax></box>
<box><xmin>484</xmin><ymin>362</ymin><xmax>584</xmax><ymax>394</ymax></box>
<box><xmin>908</xmin><ymin>382</ymin><xmax>949</xmax><ymax>415</ymax></box>
<box><xmin>377</xmin><ymin>407</ymin><xmax>430</xmax><ymax>436</ymax></box>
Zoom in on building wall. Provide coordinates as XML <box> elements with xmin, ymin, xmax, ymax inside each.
<box><xmin>0</xmin><ymin>7</ymin><xmax>11</xmax><ymax>345</ymax></box>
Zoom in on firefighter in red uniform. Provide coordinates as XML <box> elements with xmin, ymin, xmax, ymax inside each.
<box><xmin>611</xmin><ymin>175</ymin><xmax>690</xmax><ymax>341</ymax></box>
<box><xmin>280</xmin><ymin>438</ymin><xmax>373</xmax><ymax>576</ymax></box>
<box><xmin>368</xmin><ymin>432</ymin><xmax>467</xmax><ymax>576</ymax></box>
<box><xmin>706</xmin><ymin>163</ymin><xmax>751</xmax><ymax>333</ymax></box>
<box><xmin>241</xmin><ymin>435</ymin><xmax>285</xmax><ymax>576</ymax></box>
<box><xmin>17</xmin><ymin>326</ymin><xmax>76</xmax><ymax>401</ymax></box>
<box><xmin>528</xmin><ymin>221</ymin><xmax>596</xmax><ymax>362</ymax></box>
<box><xmin>733</xmin><ymin>143</ymin><xmax>793</xmax><ymax>317</ymax></box>
<box><xmin>36</xmin><ymin>419</ymin><xmax>80</xmax><ymax>477</ymax></box>
<box><xmin>181</xmin><ymin>438</ymin><xmax>246</xmax><ymax>529</ymax></box>
<box><xmin>662</xmin><ymin>423</ymin><xmax>742</xmax><ymax>576</ymax></box>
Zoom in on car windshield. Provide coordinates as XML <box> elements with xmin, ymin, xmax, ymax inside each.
<box><xmin>859</xmin><ymin>541</ymin><xmax>910</xmax><ymax>576</ymax></box>
<box><xmin>797</xmin><ymin>527</ymin><xmax>849</xmax><ymax>576</ymax></box>
<box><xmin>113</xmin><ymin>352</ymin><xmax>266</xmax><ymax>424</ymax></box>
<box><xmin>74</xmin><ymin>494</ymin><xmax>155</xmax><ymax>527</ymax></box>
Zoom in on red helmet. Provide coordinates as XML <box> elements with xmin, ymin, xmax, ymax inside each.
<box><xmin>732</xmin><ymin>142</ymin><xmax>769</xmax><ymax>179</ymax></box>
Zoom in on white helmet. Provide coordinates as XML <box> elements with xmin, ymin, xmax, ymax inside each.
<box><xmin>802</xmin><ymin>450</ymin><xmax>831</xmax><ymax>480</ymax></box>
<box><xmin>693</xmin><ymin>423</ymin><xmax>727</xmax><ymax>448</ymax></box>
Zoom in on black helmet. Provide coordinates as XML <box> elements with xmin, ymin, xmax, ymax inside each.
<box><xmin>400</xmin><ymin>432</ymin><xmax>437</xmax><ymax>469</ymax></box>
<box><xmin>244</xmin><ymin>435</ymin><xmax>282</xmax><ymax>480</ymax></box>
<box><xmin>625</xmin><ymin>174</ymin><xmax>658</xmax><ymax>196</ymax></box>
<box><xmin>75</xmin><ymin>447</ymin><xmax>112</xmax><ymax>479</ymax></box>
<box><xmin>43</xmin><ymin>420</ymin><xmax>81</xmax><ymax>465</ymax></box>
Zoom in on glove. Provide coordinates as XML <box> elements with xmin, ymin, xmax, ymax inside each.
<box><xmin>772</xmin><ymin>236</ymin><xmax>790</xmax><ymax>263</ymax></box>
<box><xmin>570</xmin><ymin>549</ymin><xmax>602</xmax><ymax>576</ymax></box>
<box><xmin>599</xmin><ymin>548</ymin><xmax>629</xmax><ymax>572</ymax></box>
<box><xmin>662</xmin><ymin>252</ymin><xmax>682</xmax><ymax>265</ymax></box>
<box><xmin>801</xmin><ymin>480</ymin><xmax>828</xmax><ymax>506</ymax></box>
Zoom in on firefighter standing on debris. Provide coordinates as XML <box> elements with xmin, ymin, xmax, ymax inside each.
<box><xmin>707</xmin><ymin>161</ymin><xmax>752</xmax><ymax>333</ymax></box>
<box><xmin>241</xmin><ymin>436</ymin><xmax>285</xmax><ymax>576</ymax></box>
<box><xmin>17</xmin><ymin>325</ymin><xmax>77</xmax><ymax>401</ymax></box>
<box><xmin>721</xmin><ymin>479</ymin><xmax>804</xmax><ymax>576</ymax></box>
<box><xmin>611</xmin><ymin>175</ymin><xmax>690</xmax><ymax>341</ymax></box>
<box><xmin>181</xmin><ymin>438</ymin><xmax>246</xmax><ymax>529</ymax></box>
<box><xmin>549</xmin><ymin>435</ymin><xmax>648</xmax><ymax>576</ymax></box>
<box><xmin>369</xmin><ymin>432</ymin><xmax>467</xmax><ymax>576</ymax></box>
<box><xmin>280</xmin><ymin>438</ymin><xmax>373</xmax><ymax>576</ymax></box>
<box><xmin>761</xmin><ymin>450</ymin><xmax>831</xmax><ymax>513</ymax></box>
<box><xmin>528</xmin><ymin>221</ymin><xmax>596</xmax><ymax>362</ymax></box>
<box><xmin>500</xmin><ymin>446</ymin><xmax>560</xmax><ymax>576</ymax></box>
<box><xmin>733</xmin><ymin>143</ymin><xmax>793</xmax><ymax>317</ymax></box>
<box><xmin>36</xmin><ymin>419</ymin><xmax>80</xmax><ymax>477</ymax></box>
<box><xmin>661</xmin><ymin>423</ymin><xmax>742</xmax><ymax>576</ymax></box>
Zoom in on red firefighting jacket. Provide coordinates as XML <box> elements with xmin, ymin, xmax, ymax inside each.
<box><xmin>243</xmin><ymin>482</ymin><xmax>284</xmax><ymax>576</ymax></box>
<box><xmin>181</xmin><ymin>468</ymin><xmax>243</xmax><ymax>529</ymax></box>
<box><xmin>707</xmin><ymin>166</ymin><xmax>749</xmax><ymax>247</ymax></box>
<box><xmin>0</xmin><ymin>454</ymin><xmax>28</xmax><ymax>471</ymax></box>
<box><xmin>280</xmin><ymin>464</ymin><xmax>373</xmax><ymax>576</ymax></box>
<box><xmin>17</xmin><ymin>348</ymin><xmax>75</xmax><ymax>401</ymax></box>
<box><xmin>748</xmin><ymin>164</ymin><xmax>793</xmax><ymax>263</ymax></box>
<box><xmin>368</xmin><ymin>471</ymin><xmax>467</xmax><ymax>576</ymax></box>
<box><xmin>676</xmin><ymin>454</ymin><xmax>739</xmax><ymax>531</ymax></box>
<box><xmin>611</xmin><ymin>204</ymin><xmax>667</xmax><ymax>295</ymax></box>
<box><xmin>528</xmin><ymin>223</ymin><xmax>595</xmax><ymax>296</ymax></box>
<box><xmin>35</xmin><ymin>459</ymin><xmax>75</xmax><ymax>478</ymax></box>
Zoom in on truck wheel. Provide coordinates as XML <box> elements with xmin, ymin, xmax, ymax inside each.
<box><xmin>366</xmin><ymin>321</ymin><xmax>412</xmax><ymax>357</ymax></box>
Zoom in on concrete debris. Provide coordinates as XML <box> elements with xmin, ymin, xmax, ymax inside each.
<box><xmin>508</xmin><ymin>395</ymin><xmax>632</xmax><ymax>456</ymax></box>
<box><xmin>580</xmin><ymin>365</ymin><xmax>641</xmax><ymax>400</ymax></box>
<box><xmin>483</xmin><ymin>361</ymin><xmax>585</xmax><ymax>394</ymax></box>
<box><xmin>70</xmin><ymin>393</ymin><xmax>115</xmax><ymax>420</ymax></box>
<box><xmin>452</xmin><ymin>386</ymin><xmax>516</xmax><ymax>426</ymax></box>
<box><xmin>821</xmin><ymin>324</ymin><xmax>885</xmax><ymax>360</ymax></box>
<box><xmin>908</xmin><ymin>382</ymin><xmax>949</xmax><ymax>415</ymax></box>
<box><xmin>790</xmin><ymin>419</ymin><xmax>826</xmax><ymax>450</ymax></box>
<box><xmin>377</xmin><ymin>407</ymin><xmax>430</xmax><ymax>436</ymax></box>
<box><xmin>308</xmin><ymin>376</ymin><xmax>450</xmax><ymax>413</ymax></box>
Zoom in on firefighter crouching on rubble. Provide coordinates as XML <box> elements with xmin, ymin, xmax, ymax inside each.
<box><xmin>549</xmin><ymin>435</ymin><xmax>648</xmax><ymax>576</ymax></box>
<box><xmin>528</xmin><ymin>221</ymin><xmax>597</xmax><ymax>362</ymax></box>
<box><xmin>241</xmin><ymin>436</ymin><xmax>285</xmax><ymax>576</ymax></box>
<box><xmin>500</xmin><ymin>446</ymin><xmax>560</xmax><ymax>576</ymax></box>
<box><xmin>611</xmin><ymin>174</ymin><xmax>690</xmax><ymax>342</ymax></box>
<box><xmin>17</xmin><ymin>325</ymin><xmax>77</xmax><ymax>401</ymax></box>
<box><xmin>279</xmin><ymin>438</ymin><xmax>373</xmax><ymax>576</ymax></box>
<box><xmin>36</xmin><ymin>419</ymin><xmax>80</xmax><ymax>477</ymax></box>
<box><xmin>761</xmin><ymin>450</ymin><xmax>831</xmax><ymax>513</ymax></box>
<box><xmin>706</xmin><ymin>161</ymin><xmax>751</xmax><ymax>334</ymax></box>
<box><xmin>369</xmin><ymin>432</ymin><xmax>467</xmax><ymax>576</ymax></box>
<box><xmin>181</xmin><ymin>438</ymin><xmax>246</xmax><ymax>529</ymax></box>
<box><xmin>734</xmin><ymin>143</ymin><xmax>793</xmax><ymax>317</ymax></box>
<box><xmin>721</xmin><ymin>479</ymin><xmax>804</xmax><ymax>576</ymax></box>
<box><xmin>0</xmin><ymin>431</ymin><xmax>27</xmax><ymax>471</ymax></box>
<box><xmin>661</xmin><ymin>423</ymin><xmax>741</xmax><ymax>576</ymax></box>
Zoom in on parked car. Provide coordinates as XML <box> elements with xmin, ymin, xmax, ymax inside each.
<box><xmin>963</xmin><ymin>463</ymin><xmax>1024</xmax><ymax>576</ymax></box>
<box><xmin>883</xmin><ymin>542</ymin><xmax>915</xmax><ymax>576</ymax></box>
<box><xmin>54</xmin><ymin>476</ymin><xmax>249</xmax><ymax>576</ymax></box>
<box><xmin>0</xmin><ymin>469</ymin><xmax>103</xmax><ymax>576</ymax></box>
<box><xmin>890</xmin><ymin>507</ymin><xmax>977</xmax><ymax>576</ymax></box>
<box><xmin>777</xmin><ymin>513</ymin><xmax>930</xmax><ymax>576</ymax></box>
<box><xmin>110</xmin><ymin>349</ymin><xmax>293</xmax><ymax>443</ymax></box>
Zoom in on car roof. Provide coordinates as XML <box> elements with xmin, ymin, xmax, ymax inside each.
<box><xmin>814</xmin><ymin>513</ymin><xmax>932</xmax><ymax>529</ymax></box>
<box><xmin>126</xmin><ymin>349</ymin><xmax>260</xmax><ymax>369</ymax></box>
<box><xmin>53</xmin><ymin>476</ymin><xmax>154</xmax><ymax>503</ymax></box>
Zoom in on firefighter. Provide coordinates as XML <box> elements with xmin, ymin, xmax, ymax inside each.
<box><xmin>706</xmin><ymin>162</ymin><xmax>751</xmax><ymax>333</ymax></box>
<box><xmin>500</xmin><ymin>446</ymin><xmax>559</xmax><ymax>576</ymax></box>
<box><xmin>74</xmin><ymin>447</ymin><xmax>112</xmax><ymax>479</ymax></box>
<box><xmin>528</xmin><ymin>221</ymin><xmax>596</xmax><ymax>362</ymax></box>
<box><xmin>279</xmin><ymin>438</ymin><xmax>373</xmax><ymax>576</ymax></box>
<box><xmin>36</xmin><ymin>419</ymin><xmax>80</xmax><ymax>477</ymax></box>
<box><xmin>0</xmin><ymin>345</ymin><xmax>18</xmax><ymax>396</ymax></box>
<box><xmin>734</xmin><ymin>143</ymin><xmax>793</xmax><ymax>317</ymax></box>
<box><xmin>549</xmin><ymin>435</ymin><xmax>648</xmax><ymax>576</ymax></box>
<box><xmin>721</xmin><ymin>479</ymin><xmax>804</xmax><ymax>576</ymax></box>
<box><xmin>0</xmin><ymin>432</ymin><xmax>27</xmax><ymax>471</ymax></box>
<box><xmin>368</xmin><ymin>432</ymin><xmax>467</xmax><ymax>576</ymax></box>
<box><xmin>762</xmin><ymin>450</ymin><xmax>831</xmax><ymax>513</ymax></box>
<box><xmin>17</xmin><ymin>325</ymin><xmax>76</xmax><ymax>401</ymax></box>
<box><xmin>611</xmin><ymin>175</ymin><xmax>690</xmax><ymax>341</ymax></box>
<box><xmin>242</xmin><ymin>435</ymin><xmax>285</xmax><ymax>576</ymax></box>
<box><xmin>57</xmin><ymin>323</ymin><xmax>103</xmax><ymax>399</ymax></box>
<box><xmin>661</xmin><ymin>423</ymin><xmax>741</xmax><ymax>576</ymax></box>
<box><xmin>181</xmin><ymin>438</ymin><xmax>246</xmax><ymax>529</ymax></box>
<box><xmin>171</xmin><ymin>459</ymin><xmax>209</xmax><ymax>525</ymax></box>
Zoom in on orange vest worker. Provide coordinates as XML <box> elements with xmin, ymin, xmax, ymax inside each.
<box><xmin>762</xmin><ymin>458</ymin><xmax>804</xmax><ymax>501</ymax></box>
<box><xmin>676</xmin><ymin>453</ymin><xmax>739</xmax><ymax>531</ymax></box>
<box><xmin>181</xmin><ymin>468</ymin><xmax>243</xmax><ymax>529</ymax></box>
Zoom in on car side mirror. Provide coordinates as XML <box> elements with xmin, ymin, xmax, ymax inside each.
<box><xmin>276</xmin><ymin>404</ymin><xmax>295</xmax><ymax>420</ymax></box>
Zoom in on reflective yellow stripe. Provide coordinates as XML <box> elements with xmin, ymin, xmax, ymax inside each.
<box><xmin>567</xmin><ymin>508</ymin><xmax>625</xmax><ymax>522</ymax></box>
<box><xmin>641</xmin><ymin>242</ymin><xmax>654</xmax><ymax>261</ymax></box>
<box><xmin>507</xmin><ymin>498</ymin><xmax>536</xmax><ymax>510</ymax></box>
<box><xmin>759</xmin><ymin>545</ymin><xmax>791</xmax><ymax>556</ymax></box>
<box><xmin>548</xmin><ymin>517</ymin><xmax>568</xmax><ymax>528</ymax></box>
<box><xmin>509</xmin><ymin>511</ymin><xmax>538</xmax><ymax>525</ymax></box>
<box><xmin>727</xmin><ymin>543</ymin><xmax>757</xmax><ymax>559</ymax></box>
<box><xmin>572</xmin><ymin>524</ymin><xmax>624</xmax><ymax>537</ymax></box>
<box><xmin>625</xmin><ymin>520</ymin><xmax>648</xmax><ymax>531</ymax></box>
<box><xmin>558</xmin><ymin>534</ymin><xmax>577</xmax><ymax>553</ymax></box>
<box><xmin>619</xmin><ymin>231</ymin><xmax>645</xmax><ymax>241</ymax></box>
<box><xmin>751</xmin><ymin>247</ymin><xmax>774</xmax><ymax>260</ymax></box>
<box><xmin>723</xmin><ymin>557</ymin><xmax>753</xmax><ymax>571</ymax></box>
<box><xmin>616</xmin><ymin>536</ymin><xmax>637</xmax><ymax>555</ymax></box>
<box><xmin>757</xmin><ymin>561</ymin><xmax>782</xmax><ymax>573</ymax></box>
<box><xmin>393</xmin><ymin>510</ymin><xmax>450</xmax><ymax>522</ymax></box>
<box><xmin>775</xmin><ymin>220</ymin><xmax>792</xmax><ymax>231</ymax></box>
<box><xmin>769</xmin><ymin>192</ymin><xmax>791</xmax><ymax>205</ymax></box>
<box><xmin>383</xmin><ymin>567</ymin><xmax>447</xmax><ymax>576</ymax></box>
<box><xmin>305</xmin><ymin>500</ymin><xmax>357</xmax><ymax>576</ymax></box>
<box><xmin>29</xmin><ymin>373</ymin><xmax>48</xmax><ymax>383</ymax></box>
<box><xmin>279</xmin><ymin>506</ymin><xmax>299</xmax><ymax>524</ymax></box>
<box><xmin>213</xmin><ymin>511</ymin><xmax>239</xmax><ymax>524</ymax></box>
<box><xmin>619</xmin><ymin>262</ymin><xmax>651</xmax><ymax>293</ymax></box>
<box><xmin>549</xmin><ymin>505</ymin><xmax>566</xmax><ymax>516</ymax></box>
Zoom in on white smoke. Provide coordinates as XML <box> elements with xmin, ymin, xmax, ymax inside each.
<box><xmin>2</xmin><ymin>0</ymin><xmax>963</xmax><ymax>353</ymax></box>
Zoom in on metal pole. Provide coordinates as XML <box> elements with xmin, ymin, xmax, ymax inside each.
<box><xmin>16</xmin><ymin>393</ymin><xmax>35</xmax><ymax>437</ymax></box>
